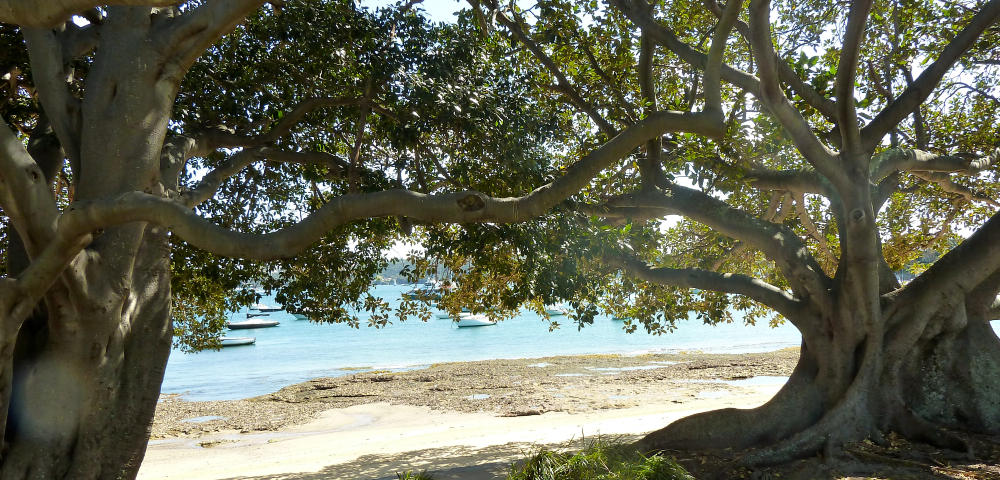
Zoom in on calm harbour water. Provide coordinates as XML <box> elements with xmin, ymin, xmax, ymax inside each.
<box><xmin>160</xmin><ymin>285</ymin><xmax>1000</xmax><ymax>401</ymax></box>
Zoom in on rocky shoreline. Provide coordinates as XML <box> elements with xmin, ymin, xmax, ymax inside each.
<box><xmin>151</xmin><ymin>348</ymin><xmax>799</xmax><ymax>439</ymax></box>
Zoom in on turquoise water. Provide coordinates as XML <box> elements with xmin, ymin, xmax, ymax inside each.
<box><xmin>160</xmin><ymin>285</ymin><xmax>1000</xmax><ymax>401</ymax></box>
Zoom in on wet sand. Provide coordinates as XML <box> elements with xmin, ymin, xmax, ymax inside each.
<box><xmin>141</xmin><ymin>348</ymin><xmax>798</xmax><ymax>479</ymax></box>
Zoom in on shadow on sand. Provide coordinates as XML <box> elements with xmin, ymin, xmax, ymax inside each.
<box><xmin>221</xmin><ymin>434</ymin><xmax>644</xmax><ymax>480</ymax></box>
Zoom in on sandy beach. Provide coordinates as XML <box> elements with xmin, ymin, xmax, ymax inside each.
<box><xmin>139</xmin><ymin>349</ymin><xmax>799</xmax><ymax>480</ymax></box>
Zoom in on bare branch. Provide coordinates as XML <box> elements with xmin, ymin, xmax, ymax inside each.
<box><xmin>261</xmin><ymin>96</ymin><xmax>396</xmax><ymax>144</ymax></box>
<box><xmin>178</xmin><ymin>148</ymin><xmax>260</xmax><ymax>207</ymax></box>
<box><xmin>793</xmin><ymin>192</ymin><xmax>837</xmax><ymax>266</ymax></box>
<box><xmin>496</xmin><ymin>10</ymin><xmax>617</xmax><ymax>136</ymax></box>
<box><xmin>745</xmin><ymin>168</ymin><xmax>838</xmax><ymax>198</ymax></box>
<box><xmin>610</xmin><ymin>253</ymin><xmax>808</xmax><ymax>323</ymax></box>
<box><xmin>912</xmin><ymin>171</ymin><xmax>1000</xmax><ymax>207</ymax></box>
<box><xmin>746</xmin><ymin>0</ymin><xmax>843</xmax><ymax>186</ymax></box>
<box><xmin>0</xmin><ymin>0</ymin><xmax>176</xmax><ymax>27</ymax></box>
<box><xmin>862</xmin><ymin>0</ymin><xmax>1000</xmax><ymax>151</ymax></box>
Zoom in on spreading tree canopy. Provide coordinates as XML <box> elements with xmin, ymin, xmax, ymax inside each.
<box><xmin>1</xmin><ymin>0</ymin><xmax>1000</xmax><ymax>477</ymax></box>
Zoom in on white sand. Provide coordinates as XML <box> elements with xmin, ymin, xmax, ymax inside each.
<box><xmin>138</xmin><ymin>384</ymin><xmax>780</xmax><ymax>480</ymax></box>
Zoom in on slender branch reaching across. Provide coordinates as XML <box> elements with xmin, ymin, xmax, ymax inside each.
<box><xmin>87</xmin><ymin>110</ymin><xmax>721</xmax><ymax>258</ymax></box>
<box><xmin>610</xmin><ymin>254</ymin><xmax>809</xmax><ymax>325</ymax></box>
<box><xmin>606</xmin><ymin>184</ymin><xmax>831</xmax><ymax>305</ymax></box>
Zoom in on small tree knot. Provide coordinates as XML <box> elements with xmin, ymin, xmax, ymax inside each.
<box><xmin>457</xmin><ymin>193</ymin><xmax>486</xmax><ymax>212</ymax></box>
<box><xmin>851</xmin><ymin>209</ymin><xmax>864</xmax><ymax>221</ymax></box>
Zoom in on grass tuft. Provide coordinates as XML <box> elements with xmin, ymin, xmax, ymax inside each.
<box><xmin>507</xmin><ymin>437</ymin><xmax>694</xmax><ymax>480</ymax></box>
<box><xmin>396</xmin><ymin>470</ymin><xmax>434</xmax><ymax>480</ymax></box>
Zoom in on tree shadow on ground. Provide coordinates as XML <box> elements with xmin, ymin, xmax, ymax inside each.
<box><xmin>222</xmin><ymin>434</ymin><xmax>644</xmax><ymax>480</ymax></box>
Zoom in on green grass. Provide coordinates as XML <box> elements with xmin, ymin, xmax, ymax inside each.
<box><xmin>395</xmin><ymin>438</ymin><xmax>693</xmax><ymax>480</ymax></box>
<box><xmin>507</xmin><ymin>437</ymin><xmax>695</xmax><ymax>480</ymax></box>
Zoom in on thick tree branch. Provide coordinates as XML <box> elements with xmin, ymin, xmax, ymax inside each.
<box><xmin>835</xmin><ymin>0</ymin><xmax>873</xmax><ymax>157</ymax></box>
<box><xmin>610</xmin><ymin>254</ymin><xmax>808</xmax><ymax>323</ymax></box>
<box><xmin>637</xmin><ymin>35</ymin><xmax>668</xmax><ymax>189</ymax></box>
<box><xmin>745</xmin><ymin>168</ymin><xmax>837</xmax><ymax>198</ymax></box>
<box><xmin>861</xmin><ymin>0</ymin><xmax>1000</xmax><ymax>150</ymax></box>
<box><xmin>74</xmin><ymin>111</ymin><xmax>724</xmax><ymax>260</ymax></box>
<box><xmin>155</xmin><ymin>0</ymin><xmax>267</xmax><ymax>83</ymax></box>
<box><xmin>703</xmin><ymin>0</ymin><xmax>740</xmax><ymax>116</ymax></box>
<box><xmin>0</xmin><ymin>121</ymin><xmax>60</xmax><ymax>257</ymax></box>
<box><xmin>22</xmin><ymin>27</ymin><xmax>82</xmax><ymax>173</ymax></box>
<box><xmin>0</xmin><ymin>0</ymin><xmax>176</xmax><ymax>27</ymax></box>
<box><xmin>746</xmin><ymin>0</ymin><xmax>843</xmax><ymax>186</ymax></box>
<box><xmin>607</xmin><ymin>185</ymin><xmax>831</xmax><ymax>305</ymax></box>
<box><xmin>871</xmin><ymin>147</ymin><xmax>1000</xmax><ymax>183</ymax></box>
<box><xmin>896</xmin><ymin>208</ymin><xmax>1000</xmax><ymax>319</ymax></box>
<box><xmin>612</xmin><ymin>0</ymin><xmax>762</xmax><ymax>97</ymax></box>
<box><xmin>701</xmin><ymin>0</ymin><xmax>837</xmax><ymax>120</ymax></box>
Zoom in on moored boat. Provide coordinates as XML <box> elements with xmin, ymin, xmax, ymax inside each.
<box><xmin>291</xmin><ymin>313</ymin><xmax>308</xmax><ymax>320</ymax></box>
<box><xmin>456</xmin><ymin>314</ymin><xmax>496</xmax><ymax>327</ymax></box>
<box><xmin>544</xmin><ymin>305</ymin><xmax>568</xmax><ymax>316</ymax></box>
<box><xmin>228</xmin><ymin>319</ymin><xmax>280</xmax><ymax>330</ymax></box>
<box><xmin>220</xmin><ymin>336</ymin><xmax>255</xmax><ymax>347</ymax></box>
<box><xmin>249</xmin><ymin>303</ymin><xmax>284</xmax><ymax>313</ymax></box>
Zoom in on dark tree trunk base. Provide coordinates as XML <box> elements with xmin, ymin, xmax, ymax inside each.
<box><xmin>636</xmin><ymin>320</ymin><xmax>1000</xmax><ymax>468</ymax></box>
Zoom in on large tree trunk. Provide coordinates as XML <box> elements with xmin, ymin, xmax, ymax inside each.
<box><xmin>636</xmin><ymin>301</ymin><xmax>1000</xmax><ymax>466</ymax></box>
<box><xmin>2</xmin><ymin>226</ymin><xmax>172</xmax><ymax>480</ymax></box>
<box><xmin>1</xmin><ymin>10</ymin><xmax>178</xmax><ymax>477</ymax></box>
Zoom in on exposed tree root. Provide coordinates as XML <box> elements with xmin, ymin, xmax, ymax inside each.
<box><xmin>893</xmin><ymin>407</ymin><xmax>974</xmax><ymax>459</ymax></box>
<box><xmin>635</xmin><ymin>348</ymin><xmax>824</xmax><ymax>453</ymax></box>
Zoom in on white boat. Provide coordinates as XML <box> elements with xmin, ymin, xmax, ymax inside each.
<box><xmin>249</xmin><ymin>303</ymin><xmax>283</xmax><ymax>313</ymax></box>
<box><xmin>436</xmin><ymin>307</ymin><xmax>471</xmax><ymax>319</ymax></box>
<box><xmin>220</xmin><ymin>336</ymin><xmax>255</xmax><ymax>347</ymax></box>
<box><xmin>456</xmin><ymin>314</ymin><xmax>496</xmax><ymax>327</ymax></box>
<box><xmin>544</xmin><ymin>305</ymin><xmax>568</xmax><ymax>316</ymax></box>
<box><xmin>291</xmin><ymin>313</ymin><xmax>309</xmax><ymax>320</ymax></box>
<box><xmin>228</xmin><ymin>319</ymin><xmax>280</xmax><ymax>330</ymax></box>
